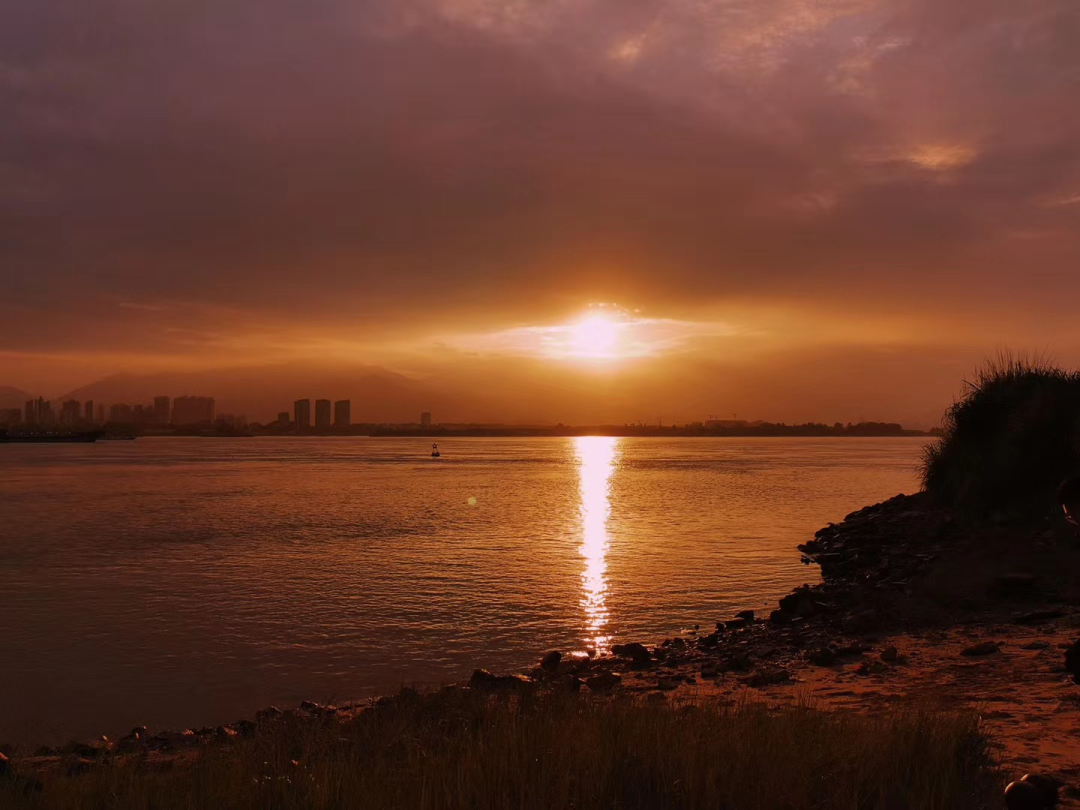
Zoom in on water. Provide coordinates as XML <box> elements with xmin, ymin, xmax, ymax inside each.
<box><xmin>0</xmin><ymin>436</ymin><xmax>924</xmax><ymax>744</ymax></box>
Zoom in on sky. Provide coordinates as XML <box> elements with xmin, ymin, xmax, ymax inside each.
<box><xmin>2</xmin><ymin>0</ymin><xmax>1079</xmax><ymax>425</ymax></box>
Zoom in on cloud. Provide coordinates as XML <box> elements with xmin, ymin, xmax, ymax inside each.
<box><xmin>1</xmin><ymin>0</ymin><xmax>1079</xmax><ymax>412</ymax></box>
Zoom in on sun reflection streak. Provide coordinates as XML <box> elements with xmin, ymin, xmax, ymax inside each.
<box><xmin>574</xmin><ymin>436</ymin><xmax>620</xmax><ymax>653</ymax></box>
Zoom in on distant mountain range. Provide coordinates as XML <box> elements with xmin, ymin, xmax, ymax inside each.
<box><xmin>0</xmin><ymin>386</ymin><xmax>32</xmax><ymax>410</ymax></box>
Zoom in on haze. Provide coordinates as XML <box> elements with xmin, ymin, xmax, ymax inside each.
<box><xmin>3</xmin><ymin>0</ymin><xmax>1079</xmax><ymax>426</ymax></box>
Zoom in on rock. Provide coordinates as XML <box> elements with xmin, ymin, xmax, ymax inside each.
<box><xmin>1015</xmin><ymin>610</ymin><xmax>1066</xmax><ymax>625</ymax></box>
<box><xmin>701</xmin><ymin>664</ymin><xmax>719</xmax><ymax>678</ymax></box>
<box><xmin>989</xmin><ymin>574</ymin><xmax>1039</xmax><ymax>599</ymax></box>
<box><xmin>1005</xmin><ymin>779</ymin><xmax>1049</xmax><ymax>810</ymax></box>
<box><xmin>646</xmin><ymin>692</ymin><xmax>667</xmax><ymax>702</ymax></box>
<box><xmin>0</xmin><ymin>751</ymin><xmax>9</xmax><ymax>778</ymax></box>
<box><xmin>611</xmin><ymin>642</ymin><xmax>652</xmax><ymax>666</ymax></box>
<box><xmin>468</xmin><ymin>669</ymin><xmax>535</xmax><ymax>692</ymax></box>
<box><xmin>960</xmin><ymin>641</ymin><xmax>1001</xmax><ymax>657</ymax></box>
<box><xmin>698</xmin><ymin>632</ymin><xmax>720</xmax><ymax>648</ymax></box>
<box><xmin>1020</xmin><ymin>773</ymin><xmax>1062</xmax><ymax>806</ymax></box>
<box><xmin>1064</xmin><ymin>639</ymin><xmax>1080</xmax><ymax>684</ymax></box>
<box><xmin>726</xmin><ymin>652</ymin><xmax>752</xmax><ymax>671</ymax></box>
<box><xmin>735</xmin><ymin>610</ymin><xmax>755</xmax><ymax>622</ymax></box>
<box><xmin>234</xmin><ymin>720</ymin><xmax>257</xmax><ymax>737</ymax></box>
<box><xmin>540</xmin><ymin>651</ymin><xmax>562</xmax><ymax>672</ymax></box>
<box><xmin>725</xmin><ymin>618</ymin><xmax>749</xmax><ymax>630</ymax></box>
<box><xmin>743</xmin><ymin>668</ymin><xmax>790</xmax><ymax>687</ymax></box>
<box><xmin>1023</xmin><ymin>641</ymin><xmax>1051</xmax><ymax>651</ymax></box>
<box><xmin>880</xmin><ymin>647</ymin><xmax>899</xmax><ymax>663</ymax></box>
<box><xmin>256</xmin><ymin>706</ymin><xmax>284</xmax><ymax>722</ymax></box>
<box><xmin>807</xmin><ymin>646</ymin><xmax>837</xmax><ymax>666</ymax></box>
<box><xmin>216</xmin><ymin>726</ymin><xmax>238</xmax><ymax>740</ymax></box>
<box><xmin>855</xmin><ymin>659</ymin><xmax>889</xmax><ymax>676</ymax></box>
<box><xmin>768</xmin><ymin>609</ymin><xmax>792</xmax><ymax>625</ymax></box>
<box><xmin>656</xmin><ymin>678</ymin><xmax>679</xmax><ymax>691</ymax></box>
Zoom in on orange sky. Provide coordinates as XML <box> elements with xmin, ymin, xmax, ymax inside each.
<box><xmin>2</xmin><ymin>0</ymin><xmax>1080</xmax><ymax>425</ymax></box>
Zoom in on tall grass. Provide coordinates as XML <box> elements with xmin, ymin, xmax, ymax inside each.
<box><xmin>921</xmin><ymin>353</ymin><xmax>1080</xmax><ymax>514</ymax></box>
<box><xmin>3</xmin><ymin>690</ymin><xmax>996</xmax><ymax>809</ymax></box>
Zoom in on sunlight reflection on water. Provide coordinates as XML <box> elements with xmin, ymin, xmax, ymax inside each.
<box><xmin>575</xmin><ymin>436</ymin><xmax>620</xmax><ymax>653</ymax></box>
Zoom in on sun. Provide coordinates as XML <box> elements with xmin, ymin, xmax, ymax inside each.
<box><xmin>571</xmin><ymin>314</ymin><xmax>622</xmax><ymax>359</ymax></box>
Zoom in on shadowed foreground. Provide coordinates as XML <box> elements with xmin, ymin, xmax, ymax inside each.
<box><xmin>3</xmin><ymin>689</ymin><xmax>996</xmax><ymax>810</ymax></box>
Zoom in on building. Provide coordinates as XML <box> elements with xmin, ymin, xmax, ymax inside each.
<box><xmin>315</xmin><ymin>399</ymin><xmax>332</xmax><ymax>429</ymax></box>
<box><xmin>84</xmin><ymin>400</ymin><xmax>94</xmax><ymax>424</ymax></box>
<box><xmin>37</xmin><ymin>398</ymin><xmax>53</xmax><ymax>424</ymax></box>
<box><xmin>334</xmin><ymin>400</ymin><xmax>351</xmax><ymax>428</ymax></box>
<box><xmin>294</xmin><ymin>399</ymin><xmax>311</xmax><ymax>432</ymax></box>
<box><xmin>24</xmin><ymin>399</ymin><xmax>37</xmax><ymax>425</ymax></box>
<box><xmin>172</xmin><ymin>396</ymin><xmax>215</xmax><ymax>425</ymax></box>
<box><xmin>153</xmin><ymin>396</ymin><xmax>171</xmax><ymax>425</ymax></box>
<box><xmin>60</xmin><ymin>400</ymin><xmax>81</xmax><ymax>426</ymax></box>
<box><xmin>276</xmin><ymin>412</ymin><xmax>290</xmax><ymax>426</ymax></box>
<box><xmin>109</xmin><ymin>403</ymin><xmax>134</xmax><ymax>423</ymax></box>
<box><xmin>420</xmin><ymin>411</ymin><xmax>432</xmax><ymax>428</ymax></box>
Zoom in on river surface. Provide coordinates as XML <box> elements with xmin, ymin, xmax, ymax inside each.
<box><xmin>0</xmin><ymin>436</ymin><xmax>925</xmax><ymax>744</ymax></box>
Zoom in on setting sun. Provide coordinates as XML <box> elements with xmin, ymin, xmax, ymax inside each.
<box><xmin>571</xmin><ymin>314</ymin><xmax>622</xmax><ymax>359</ymax></box>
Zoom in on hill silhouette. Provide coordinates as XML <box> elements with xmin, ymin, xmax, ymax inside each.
<box><xmin>0</xmin><ymin>386</ymin><xmax>32</xmax><ymax>410</ymax></box>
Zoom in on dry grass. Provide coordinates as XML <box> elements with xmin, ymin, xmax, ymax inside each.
<box><xmin>921</xmin><ymin>352</ymin><xmax>1080</xmax><ymax>515</ymax></box>
<box><xmin>3</xmin><ymin>688</ymin><xmax>998</xmax><ymax>810</ymax></box>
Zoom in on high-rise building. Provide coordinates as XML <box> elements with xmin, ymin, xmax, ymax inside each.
<box><xmin>109</xmin><ymin>403</ymin><xmax>134</xmax><ymax>423</ymax></box>
<box><xmin>315</xmin><ymin>399</ymin><xmax>332</xmax><ymax>429</ymax></box>
<box><xmin>96</xmin><ymin>404</ymin><xmax>105</xmax><ymax>424</ymax></box>
<box><xmin>420</xmin><ymin>411</ymin><xmax>432</xmax><ymax>428</ymax></box>
<box><xmin>294</xmin><ymin>399</ymin><xmax>311</xmax><ymax>432</ymax></box>
<box><xmin>38</xmin><ymin>398</ymin><xmax>53</xmax><ymax>424</ymax></box>
<box><xmin>172</xmin><ymin>396</ymin><xmax>215</xmax><ymax>425</ymax></box>
<box><xmin>84</xmin><ymin>400</ymin><xmax>94</xmax><ymax>424</ymax></box>
<box><xmin>60</xmin><ymin>400</ymin><xmax>81</xmax><ymax>426</ymax></box>
<box><xmin>25</xmin><ymin>399</ymin><xmax>36</xmax><ymax>426</ymax></box>
<box><xmin>153</xmin><ymin>396</ymin><xmax>171</xmax><ymax>425</ymax></box>
<box><xmin>334</xmin><ymin>400</ymin><xmax>351</xmax><ymax>428</ymax></box>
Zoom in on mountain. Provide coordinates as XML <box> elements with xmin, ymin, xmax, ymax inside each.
<box><xmin>0</xmin><ymin>386</ymin><xmax>32</xmax><ymax>410</ymax></box>
<box><xmin>56</xmin><ymin>363</ymin><xmax>466</xmax><ymax>424</ymax></box>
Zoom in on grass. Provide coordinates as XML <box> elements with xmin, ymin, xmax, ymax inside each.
<box><xmin>921</xmin><ymin>353</ymin><xmax>1080</xmax><ymax>515</ymax></box>
<box><xmin>3</xmin><ymin>688</ymin><xmax>998</xmax><ymax>810</ymax></box>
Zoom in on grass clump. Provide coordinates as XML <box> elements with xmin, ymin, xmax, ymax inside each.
<box><xmin>3</xmin><ymin>689</ymin><xmax>996</xmax><ymax>810</ymax></box>
<box><xmin>922</xmin><ymin>353</ymin><xmax>1080</xmax><ymax>515</ymax></box>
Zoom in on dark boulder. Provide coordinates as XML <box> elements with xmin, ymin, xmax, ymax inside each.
<box><xmin>540</xmin><ymin>651</ymin><xmax>562</xmax><ymax>672</ymax></box>
<box><xmin>468</xmin><ymin>669</ymin><xmax>535</xmax><ymax>693</ymax></box>
<box><xmin>611</xmin><ymin>642</ymin><xmax>652</xmax><ymax>666</ymax></box>
<box><xmin>1064</xmin><ymin>639</ymin><xmax>1080</xmax><ymax>683</ymax></box>
<box><xmin>1004</xmin><ymin>779</ymin><xmax>1049</xmax><ymax>810</ymax></box>
<box><xmin>1020</xmin><ymin>773</ymin><xmax>1061</xmax><ymax>806</ymax></box>
<box><xmin>989</xmin><ymin>573</ymin><xmax>1039</xmax><ymax>599</ymax></box>
<box><xmin>735</xmin><ymin>610</ymin><xmax>755</xmax><ymax>622</ymax></box>
<box><xmin>1015</xmin><ymin>610</ymin><xmax>1066</xmax><ymax>626</ymax></box>
<box><xmin>960</xmin><ymin>641</ymin><xmax>1001</xmax><ymax>657</ymax></box>
<box><xmin>585</xmin><ymin>671</ymin><xmax>622</xmax><ymax>692</ymax></box>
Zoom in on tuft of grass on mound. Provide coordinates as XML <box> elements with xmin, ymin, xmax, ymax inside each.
<box><xmin>3</xmin><ymin>690</ymin><xmax>997</xmax><ymax>810</ymax></box>
<box><xmin>922</xmin><ymin>353</ymin><xmax>1080</xmax><ymax>515</ymax></box>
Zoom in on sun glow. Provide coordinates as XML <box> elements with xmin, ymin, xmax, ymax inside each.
<box><xmin>570</xmin><ymin>313</ymin><xmax>622</xmax><ymax>359</ymax></box>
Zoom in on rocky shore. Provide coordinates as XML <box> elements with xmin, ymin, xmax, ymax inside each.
<box><xmin>7</xmin><ymin>492</ymin><xmax>1080</xmax><ymax>807</ymax></box>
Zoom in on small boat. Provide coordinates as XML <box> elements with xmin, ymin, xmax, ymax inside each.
<box><xmin>431</xmin><ymin>442</ymin><xmax>441</xmax><ymax>458</ymax></box>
